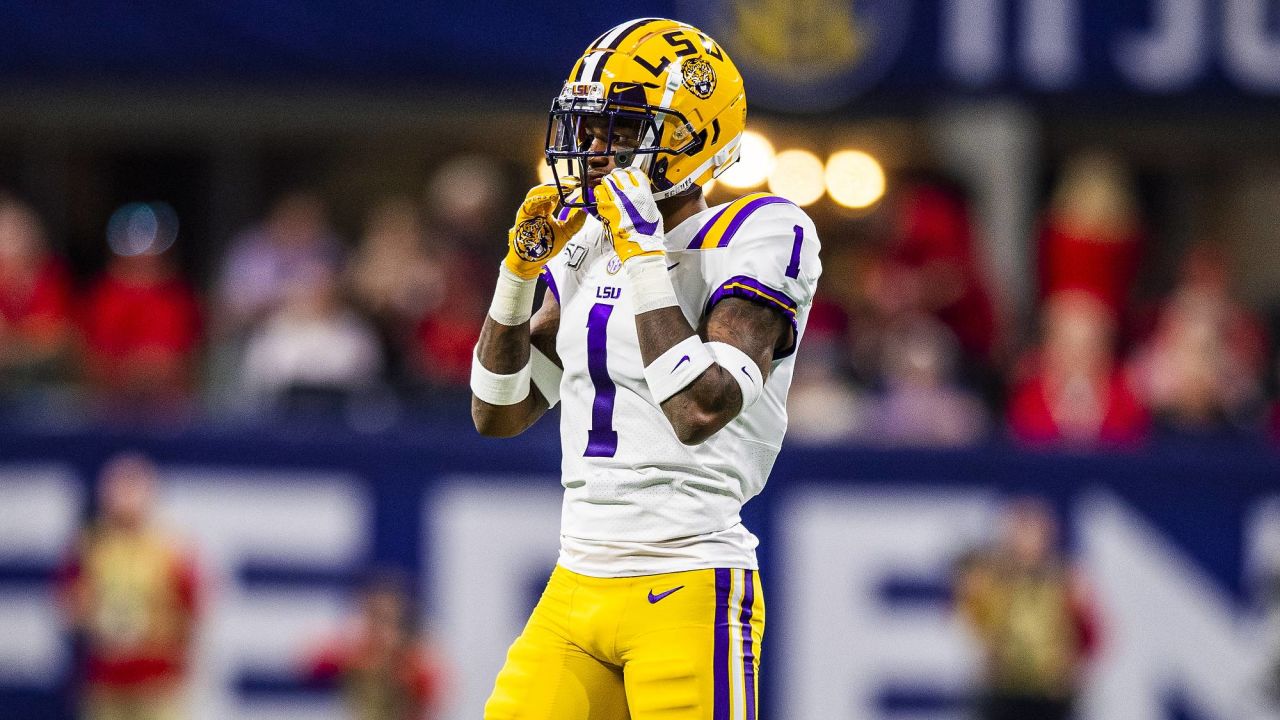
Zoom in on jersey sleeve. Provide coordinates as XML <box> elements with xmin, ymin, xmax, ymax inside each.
<box><xmin>703</xmin><ymin>199</ymin><xmax>822</xmax><ymax>358</ymax></box>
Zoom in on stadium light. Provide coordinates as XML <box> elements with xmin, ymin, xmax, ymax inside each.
<box><xmin>106</xmin><ymin>201</ymin><xmax>179</xmax><ymax>256</ymax></box>
<box><xmin>717</xmin><ymin>130</ymin><xmax>774</xmax><ymax>189</ymax></box>
<box><xmin>825</xmin><ymin>150</ymin><xmax>886</xmax><ymax>209</ymax></box>
<box><xmin>537</xmin><ymin>157</ymin><xmax>576</xmax><ymax>185</ymax></box>
<box><xmin>767</xmin><ymin>149</ymin><xmax>825</xmax><ymax>206</ymax></box>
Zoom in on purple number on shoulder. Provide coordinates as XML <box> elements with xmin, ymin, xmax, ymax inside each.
<box><xmin>785</xmin><ymin>225</ymin><xmax>803</xmax><ymax>279</ymax></box>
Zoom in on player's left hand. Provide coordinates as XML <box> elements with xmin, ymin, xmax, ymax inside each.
<box><xmin>595</xmin><ymin>168</ymin><xmax>665</xmax><ymax>264</ymax></box>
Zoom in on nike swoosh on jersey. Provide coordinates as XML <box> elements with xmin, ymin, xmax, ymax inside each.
<box><xmin>666</xmin><ymin>262</ymin><xmax>680</xmax><ymax>271</ymax></box>
<box><xmin>611</xmin><ymin>178</ymin><xmax>659</xmax><ymax>235</ymax></box>
<box><xmin>672</xmin><ymin>355</ymin><xmax>691</xmax><ymax>372</ymax></box>
<box><xmin>647</xmin><ymin>585</ymin><xmax>685</xmax><ymax>603</ymax></box>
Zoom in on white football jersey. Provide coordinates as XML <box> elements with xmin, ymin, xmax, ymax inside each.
<box><xmin>541</xmin><ymin>192</ymin><xmax>822</xmax><ymax>577</ymax></box>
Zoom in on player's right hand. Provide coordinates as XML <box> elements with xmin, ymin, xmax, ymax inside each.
<box><xmin>503</xmin><ymin>179</ymin><xmax>587</xmax><ymax>280</ymax></box>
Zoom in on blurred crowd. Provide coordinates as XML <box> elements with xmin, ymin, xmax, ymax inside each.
<box><xmin>3</xmin><ymin>152</ymin><xmax>1280</xmax><ymax>448</ymax></box>
<box><xmin>58</xmin><ymin>451</ymin><xmax>446</xmax><ymax>720</ymax></box>
<box><xmin>791</xmin><ymin>153</ymin><xmax>1280</xmax><ymax>449</ymax></box>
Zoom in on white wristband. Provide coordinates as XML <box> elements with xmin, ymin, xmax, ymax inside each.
<box><xmin>489</xmin><ymin>265</ymin><xmax>538</xmax><ymax>326</ymax></box>
<box><xmin>624</xmin><ymin>254</ymin><xmax>678</xmax><ymax>314</ymax></box>
<box><xmin>643</xmin><ymin>335</ymin><xmax>715</xmax><ymax>405</ymax></box>
<box><xmin>470</xmin><ymin>349</ymin><xmax>531</xmax><ymax>406</ymax></box>
<box><xmin>529</xmin><ymin>346</ymin><xmax>562</xmax><ymax>408</ymax></box>
<box><xmin>707</xmin><ymin>341</ymin><xmax>764</xmax><ymax>410</ymax></box>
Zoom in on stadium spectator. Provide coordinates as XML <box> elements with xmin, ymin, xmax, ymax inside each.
<box><xmin>1038</xmin><ymin>153</ymin><xmax>1144</xmax><ymax>323</ymax></box>
<box><xmin>0</xmin><ymin>194</ymin><xmax>75</xmax><ymax>390</ymax></box>
<box><xmin>871</xmin><ymin>179</ymin><xmax>1000</xmax><ymax>365</ymax></box>
<box><xmin>408</xmin><ymin>158</ymin><xmax>506</xmax><ymax>389</ymax></box>
<box><xmin>81</xmin><ymin>238</ymin><xmax>202</xmax><ymax>421</ymax></box>
<box><xmin>868</xmin><ymin>314</ymin><xmax>988</xmax><ymax>447</ymax></box>
<box><xmin>239</xmin><ymin>260</ymin><xmax>384</xmax><ymax>418</ymax></box>
<box><xmin>348</xmin><ymin>197</ymin><xmax>445</xmax><ymax>382</ymax></box>
<box><xmin>955</xmin><ymin>498</ymin><xmax>1099</xmax><ymax>720</ymax></box>
<box><xmin>58</xmin><ymin>452</ymin><xmax>200</xmax><ymax>720</ymax></box>
<box><xmin>215</xmin><ymin>191</ymin><xmax>344</xmax><ymax>333</ymax></box>
<box><xmin>307</xmin><ymin>572</ymin><xmax>446</xmax><ymax>720</ymax></box>
<box><xmin>1008</xmin><ymin>291</ymin><xmax>1148</xmax><ymax>447</ymax></box>
<box><xmin>785</xmin><ymin>297</ymin><xmax>869</xmax><ymax>443</ymax></box>
<box><xmin>1127</xmin><ymin>246</ymin><xmax>1267</xmax><ymax>439</ymax></box>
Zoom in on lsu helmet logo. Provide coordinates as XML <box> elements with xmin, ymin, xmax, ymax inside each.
<box><xmin>681</xmin><ymin>57</ymin><xmax>717</xmax><ymax>99</ymax></box>
<box><xmin>680</xmin><ymin>0</ymin><xmax>913</xmax><ymax>111</ymax></box>
<box><xmin>513</xmin><ymin>217</ymin><xmax>555</xmax><ymax>262</ymax></box>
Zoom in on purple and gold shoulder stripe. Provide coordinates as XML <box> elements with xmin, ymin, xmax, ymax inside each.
<box><xmin>687</xmin><ymin>193</ymin><xmax>794</xmax><ymax>250</ymax></box>
<box><xmin>706</xmin><ymin>275</ymin><xmax>800</xmax><ymax>358</ymax></box>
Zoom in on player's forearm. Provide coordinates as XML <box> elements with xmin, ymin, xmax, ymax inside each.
<box><xmin>633</xmin><ymin>306</ymin><xmax>743</xmax><ymax>444</ymax></box>
<box><xmin>471</xmin><ymin>316</ymin><xmax>543</xmax><ymax>437</ymax></box>
<box><xmin>476</xmin><ymin>315</ymin><xmax>531</xmax><ymax>374</ymax></box>
<box><xmin>470</xmin><ymin>264</ymin><xmax>544</xmax><ymax>437</ymax></box>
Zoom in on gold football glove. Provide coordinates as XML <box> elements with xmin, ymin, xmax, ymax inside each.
<box><xmin>503</xmin><ymin>179</ymin><xmax>587</xmax><ymax>280</ymax></box>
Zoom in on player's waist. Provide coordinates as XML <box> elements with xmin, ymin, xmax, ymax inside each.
<box><xmin>558</xmin><ymin>523</ymin><xmax>759</xmax><ymax>577</ymax></box>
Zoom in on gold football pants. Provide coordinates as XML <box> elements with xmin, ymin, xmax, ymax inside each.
<box><xmin>484</xmin><ymin>565</ymin><xmax>764</xmax><ymax>720</ymax></box>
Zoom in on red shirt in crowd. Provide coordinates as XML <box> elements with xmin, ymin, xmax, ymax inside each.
<box><xmin>0</xmin><ymin>256</ymin><xmax>74</xmax><ymax>343</ymax></box>
<box><xmin>891</xmin><ymin>184</ymin><xmax>998</xmax><ymax>360</ymax></box>
<box><xmin>1039</xmin><ymin>222</ymin><xmax>1142</xmax><ymax>322</ymax></box>
<box><xmin>81</xmin><ymin>260</ymin><xmax>202</xmax><ymax>391</ymax></box>
<box><xmin>1008</xmin><ymin>371</ymin><xmax>1149</xmax><ymax>447</ymax></box>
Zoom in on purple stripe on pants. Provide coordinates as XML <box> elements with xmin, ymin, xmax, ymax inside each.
<box><xmin>714</xmin><ymin>568</ymin><xmax>731</xmax><ymax>720</ymax></box>
<box><xmin>741</xmin><ymin>570</ymin><xmax>756</xmax><ymax>720</ymax></box>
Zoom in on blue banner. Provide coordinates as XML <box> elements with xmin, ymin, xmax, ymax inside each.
<box><xmin>5</xmin><ymin>2</ymin><xmax>1280</xmax><ymax>111</ymax></box>
<box><xmin>0</xmin><ymin>425</ymin><xmax>1277</xmax><ymax>719</ymax></box>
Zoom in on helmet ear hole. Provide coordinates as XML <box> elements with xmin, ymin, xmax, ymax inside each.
<box><xmin>650</xmin><ymin>156</ymin><xmax>673</xmax><ymax>192</ymax></box>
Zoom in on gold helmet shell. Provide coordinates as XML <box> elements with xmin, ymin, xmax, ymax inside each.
<box><xmin>546</xmin><ymin>18</ymin><xmax>747</xmax><ymax>206</ymax></box>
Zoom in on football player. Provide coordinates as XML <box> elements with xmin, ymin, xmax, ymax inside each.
<box><xmin>471</xmin><ymin>17</ymin><xmax>821</xmax><ymax>720</ymax></box>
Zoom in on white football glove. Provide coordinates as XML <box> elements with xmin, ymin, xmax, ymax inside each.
<box><xmin>595</xmin><ymin>168</ymin><xmax>666</xmax><ymax>264</ymax></box>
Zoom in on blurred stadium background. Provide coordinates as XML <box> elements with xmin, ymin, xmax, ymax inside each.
<box><xmin>2</xmin><ymin>1</ymin><xmax>1280</xmax><ymax>719</ymax></box>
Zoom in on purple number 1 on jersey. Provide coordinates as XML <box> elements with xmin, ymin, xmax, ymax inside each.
<box><xmin>584</xmin><ymin>303</ymin><xmax>618</xmax><ymax>457</ymax></box>
<box><xmin>785</xmin><ymin>225</ymin><xmax>804</xmax><ymax>279</ymax></box>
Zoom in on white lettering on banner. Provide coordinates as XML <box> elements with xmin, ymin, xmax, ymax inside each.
<box><xmin>1223</xmin><ymin>0</ymin><xmax>1280</xmax><ymax>92</ymax></box>
<box><xmin>943</xmin><ymin>0</ymin><xmax>1080</xmax><ymax>89</ymax></box>
<box><xmin>1020</xmin><ymin>0</ymin><xmax>1081</xmax><ymax>89</ymax></box>
<box><xmin>0</xmin><ymin>588</ymin><xmax>66</xmax><ymax>686</ymax></box>
<box><xmin>0</xmin><ymin>466</ymin><xmax>81</xmax><ymax>687</ymax></box>
<box><xmin>1249</xmin><ymin>498</ymin><xmax>1280</xmax><ymax>689</ymax></box>
<box><xmin>779</xmin><ymin>489</ymin><xmax>997</xmax><ymax>720</ymax></box>
<box><xmin>0</xmin><ymin>465</ymin><xmax>82</xmax><ymax>563</ymax></box>
<box><xmin>159</xmin><ymin>471</ymin><xmax>370</xmax><ymax>720</ymax></box>
<box><xmin>1077</xmin><ymin>491</ymin><xmax>1274</xmax><ymax>720</ymax></box>
<box><xmin>1115</xmin><ymin>0</ymin><xmax>1208</xmax><ymax>91</ymax></box>
<box><xmin>428</xmin><ymin>480</ymin><xmax>561</xmax><ymax>720</ymax></box>
<box><xmin>943</xmin><ymin>0</ymin><xmax>1006</xmax><ymax>85</ymax></box>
